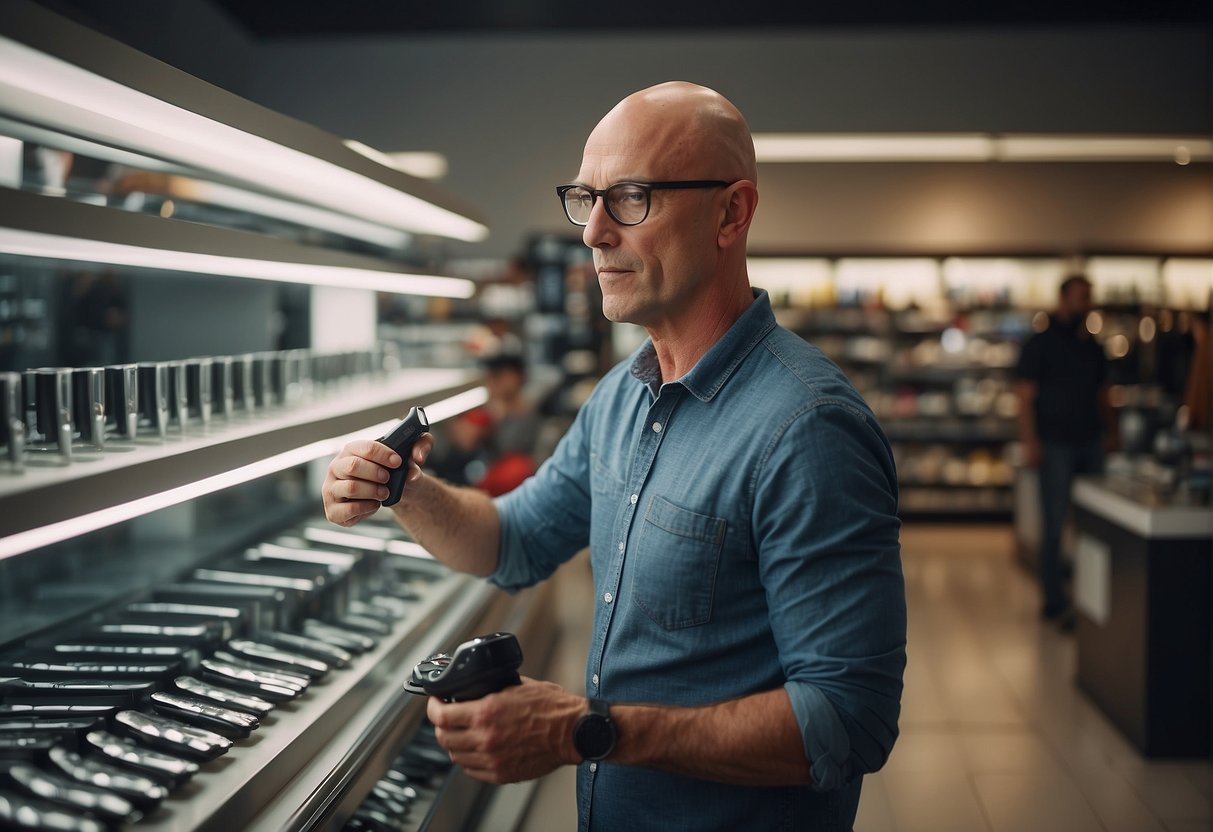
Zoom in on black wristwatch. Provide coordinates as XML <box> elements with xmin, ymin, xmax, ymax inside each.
<box><xmin>573</xmin><ymin>698</ymin><xmax>616</xmax><ymax>762</ymax></box>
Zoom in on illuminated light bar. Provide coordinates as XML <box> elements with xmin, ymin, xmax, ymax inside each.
<box><xmin>753</xmin><ymin>133</ymin><xmax>1213</xmax><ymax>163</ymax></box>
<box><xmin>0</xmin><ymin>36</ymin><xmax>488</xmax><ymax>242</ymax></box>
<box><xmin>166</xmin><ymin>180</ymin><xmax>413</xmax><ymax>250</ymax></box>
<box><xmin>0</xmin><ymin>227</ymin><xmax>475</xmax><ymax>298</ymax></box>
<box><xmin>343</xmin><ymin>141</ymin><xmax>450</xmax><ymax>181</ymax></box>
<box><xmin>754</xmin><ymin>134</ymin><xmax>994</xmax><ymax>162</ymax></box>
<box><xmin>996</xmin><ymin>135</ymin><xmax>1213</xmax><ymax>163</ymax></box>
<box><xmin>0</xmin><ymin>386</ymin><xmax>488</xmax><ymax>561</ymax></box>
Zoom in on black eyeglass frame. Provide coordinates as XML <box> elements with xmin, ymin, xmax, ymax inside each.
<box><xmin>555</xmin><ymin>180</ymin><xmax>731</xmax><ymax>226</ymax></box>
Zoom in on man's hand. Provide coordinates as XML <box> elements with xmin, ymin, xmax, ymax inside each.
<box><xmin>322</xmin><ymin>433</ymin><xmax>434</xmax><ymax>527</ymax></box>
<box><xmin>427</xmin><ymin>677</ymin><xmax>584</xmax><ymax>784</ymax></box>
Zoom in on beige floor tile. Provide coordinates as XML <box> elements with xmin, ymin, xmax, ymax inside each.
<box><xmin>1178</xmin><ymin>761</ymin><xmax>1212</xmax><ymax>799</ymax></box>
<box><xmin>854</xmin><ymin>774</ymin><xmax>896</xmax><ymax>832</ymax></box>
<box><xmin>973</xmin><ymin>773</ymin><xmax>1104</xmax><ymax>832</ymax></box>
<box><xmin>1164</xmin><ymin>822</ymin><xmax>1213</xmax><ymax>832</ymax></box>
<box><xmin>880</xmin><ymin>770</ymin><xmax>991</xmax><ymax>832</ymax></box>
<box><xmin>881</xmin><ymin>729</ymin><xmax>968</xmax><ymax>777</ymax></box>
<box><xmin>957</xmin><ymin>729</ymin><xmax>1067</xmax><ymax>775</ymax></box>
<box><xmin>1109</xmin><ymin>762</ymin><xmax>1212</xmax><ymax>822</ymax></box>
<box><xmin>1064</xmin><ymin>762</ymin><xmax>1168</xmax><ymax>832</ymax></box>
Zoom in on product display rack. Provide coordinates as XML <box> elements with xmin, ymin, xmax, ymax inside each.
<box><xmin>777</xmin><ymin>304</ymin><xmax>1028</xmax><ymax>519</ymax></box>
<box><xmin>0</xmin><ymin>6</ymin><xmax>550</xmax><ymax>831</ymax></box>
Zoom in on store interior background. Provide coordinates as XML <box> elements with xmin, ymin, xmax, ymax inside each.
<box><xmin>4</xmin><ymin>1</ymin><xmax>1213</xmax><ymax>830</ymax></box>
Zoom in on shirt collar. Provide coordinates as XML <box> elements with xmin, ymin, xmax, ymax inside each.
<box><xmin>629</xmin><ymin>289</ymin><xmax>777</xmax><ymax>402</ymax></box>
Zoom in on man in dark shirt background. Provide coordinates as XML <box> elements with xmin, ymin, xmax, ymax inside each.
<box><xmin>1016</xmin><ymin>274</ymin><xmax>1117</xmax><ymax>629</ymax></box>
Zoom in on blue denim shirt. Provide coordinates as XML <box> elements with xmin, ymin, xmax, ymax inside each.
<box><xmin>492</xmin><ymin>291</ymin><xmax>906</xmax><ymax>831</ymax></box>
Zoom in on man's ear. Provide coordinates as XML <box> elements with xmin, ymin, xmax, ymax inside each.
<box><xmin>718</xmin><ymin>181</ymin><xmax>758</xmax><ymax>249</ymax></box>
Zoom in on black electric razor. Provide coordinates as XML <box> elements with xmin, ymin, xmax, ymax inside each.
<box><xmin>403</xmin><ymin>632</ymin><xmax>523</xmax><ymax>702</ymax></box>
<box><xmin>379</xmin><ymin>406</ymin><xmax>429</xmax><ymax>507</ymax></box>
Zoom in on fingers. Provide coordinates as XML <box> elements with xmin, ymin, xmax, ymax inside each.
<box><xmin>412</xmin><ymin>433</ymin><xmax>434</xmax><ymax>467</ymax></box>
<box><xmin>322</xmin><ymin>439</ymin><xmax>400</xmax><ymax>526</ymax></box>
<box><xmin>325</xmin><ymin>498</ymin><xmax>382</xmax><ymax>527</ymax></box>
<box><xmin>427</xmin><ymin>695</ymin><xmax>474</xmax><ymax>729</ymax></box>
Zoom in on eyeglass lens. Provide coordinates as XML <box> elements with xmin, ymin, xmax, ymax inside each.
<box><xmin>562</xmin><ymin>184</ymin><xmax>650</xmax><ymax>226</ymax></box>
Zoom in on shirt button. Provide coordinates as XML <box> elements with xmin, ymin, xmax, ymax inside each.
<box><xmin>604</xmin><ymin>592</ymin><xmax>613</xmax><ymax>604</ymax></box>
<box><xmin>592</xmin><ymin>673</ymin><xmax>599</xmax><ymax>687</ymax></box>
<box><xmin>589</xmin><ymin>762</ymin><xmax>598</xmax><ymax>773</ymax></box>
<box><xmin>652</xmin><ymin>421</ymin><xmax>662</xmax><ymax>433</ymax></box>
<box><xmin>630</xmin><ymin>494</ymin><xmax>638</xmax><ymax>505</ymax></box>
<box><xmin>617</xmin><ymin>541</ymin><xmax>624</xmax><ymax>552</ymax></box>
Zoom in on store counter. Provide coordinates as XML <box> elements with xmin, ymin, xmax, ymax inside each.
<box><xmin>1071</xmin><ymin>475</ymin><xmax>1211</xmax><ymax>758</ymax></box>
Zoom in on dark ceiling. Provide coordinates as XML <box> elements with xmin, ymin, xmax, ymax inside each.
<box><xmin>205</xmin><ymin>0</ymin><xmax>1211</xmax><ymax>38</ymax></box>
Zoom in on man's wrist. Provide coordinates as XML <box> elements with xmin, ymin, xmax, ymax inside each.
<box><xmin>572</xmin><ymin>697</ymin><xmax>617</xmax><ymax>762</ymax></box>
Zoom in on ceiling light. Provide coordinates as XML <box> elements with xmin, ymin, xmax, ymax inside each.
<box><xmin>387</xmin><ymin>152</ymin><xmax>449</xmax><ymax>180</ymax></box>
<box><xmin>0</xmin><ymin>227</ymin><xmax>476</xmax><ymax>297</ymax></box>
<box><xmin>753</xmin><ymin>133</ymin><xmax>1213</xmax><ymax>163</ymax></box>
<box><xmin>343</xmin><ymin>141</ymin><xmax>449</xmax><ymax>180</ymax></box>
<box><xmin>996</xmin><ymin>135</ymin><xmax>1213</xmax><ymax>162</ymax></box>
<box><xmin>754</xmin><ymin>134</ymin><xmax>994</xmax><ymax>162</ymax></box>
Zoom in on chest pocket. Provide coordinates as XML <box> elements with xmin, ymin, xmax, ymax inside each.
<box><xmin>631</xmin><ymin>496</ymin><xmax>726</xmax><ymax>630</ymax></box>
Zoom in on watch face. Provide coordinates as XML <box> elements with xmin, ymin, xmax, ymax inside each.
<box><xmin>575</xmin><ymin>714</ymin><xmax>616</xmax><ymax>761</ymax></box>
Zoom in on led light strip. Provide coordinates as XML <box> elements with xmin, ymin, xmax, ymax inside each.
<box><xmin>0</xmin><ymin>386</ymin><xmax>488</xmax><ymax>561</ymax></box>
<box><xmin>752</xmin><ymin>133</ymin><xmax>1213</xmax><ymax>163</ymax></box>
<box><xmin>0</xmin><ymin>228</ymin><xmax>475</xmax><ymax>298</ymax></box>
<box><xmin>0</xmin><ymin>36</ymin><xmax>488</xmax><ymax>241</ymax></box>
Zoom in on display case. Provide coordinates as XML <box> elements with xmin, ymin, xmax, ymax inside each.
<box><xmin>774</xmin><ymin>302</ymin><xmax>1027</xmax><ymax>518</ymax></box>
<box><xmin>761</xmin><ymin>255</ymin><xmax>1213</xmax><ymax>519</ymax></box>
<box><xmin>0</xmin><ymin>5</ymin><xmax>551</xmax><ymax>830</ymax></box>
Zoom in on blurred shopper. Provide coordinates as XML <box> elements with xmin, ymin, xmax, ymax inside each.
<box><xmin>324</xmin><ymin>81</ymin><xmax>905</xmax><ymax>831</ymax></box>
<box><xmin>1181</xmin><ymin>311</ymin><xmax>1210</xmax><ymax>432</ymax></box>
<box><xmin>476</xmin><ymin>350</ymin><xmax>540</xmax><ymax>495</ymax></box>
<box><xmin>1015</xmin><ymin>275</ymin><xmax>1118</xmax><ymax>629</ymax></box>
<box><xmin>425</xmin><ymin>350</ymin><xmax>539</xmax><ymax>495</ymax></box>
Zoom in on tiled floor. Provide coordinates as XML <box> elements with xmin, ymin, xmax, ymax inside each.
<box><xmin>511</xmin><ymin>524</ymin><xmax>1212</xmax><ymax>831</ymax></box>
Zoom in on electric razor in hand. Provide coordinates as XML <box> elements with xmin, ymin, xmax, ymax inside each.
<box><xmin>403</xmin><ymin>632</ymin><xmax>523</xmax><ymax>701</ymax></box>
<box><xmin>379</xmin><ymin>406</ymin><xmax>429</xmax><ymax>507</ymax></box>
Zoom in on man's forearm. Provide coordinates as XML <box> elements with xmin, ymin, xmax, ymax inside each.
<box><xmin>1015</xmin><ymin>381</ymin><xmax>1037</xmax><ymax>445</ymax></box>
<box><xmin>390</xmin><ymin>473</ymin><xmax>501</xmax><ymax>577</ymax></box>
<box><xmin>610</xmin><ymin>688</ymin><xmax>812</xmax><ymax>786</ymax></box>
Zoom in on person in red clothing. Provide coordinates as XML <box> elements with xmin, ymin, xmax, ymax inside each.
<box><xmin>425</xmin><ymin>350</ymin><xmax>540</xmax><ymax>495</ymax></box>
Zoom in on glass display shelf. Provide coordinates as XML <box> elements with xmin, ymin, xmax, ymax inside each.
<box><xmin>0</xmin><ymin>368</ymin><xmax>482</xmax><ymax>549</ymax></box>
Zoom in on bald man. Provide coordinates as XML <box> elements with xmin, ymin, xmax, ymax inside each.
<box><xmin>323</xmin><ymin>81</ymin><xmax>906</xmax><ymax>830</ymax></box>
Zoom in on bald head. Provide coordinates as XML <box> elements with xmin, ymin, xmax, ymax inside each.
<box><xmin>584</xmin><ymin>81</ymin><xmax>758</xmax><ymax>185</ymax></box>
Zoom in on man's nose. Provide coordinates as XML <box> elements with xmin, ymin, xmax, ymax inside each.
<box><xmin>582</xmin><ymin>197</ymin><xmax>617</xmax><ymax>249</ymax></box>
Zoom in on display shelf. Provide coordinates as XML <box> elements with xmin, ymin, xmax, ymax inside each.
<box><xmin>883</xmin><ymin>420</ymin><xmax>1017</xmax><ymax>444</ymax></box>
<box><xmin>0</xmin><ymin>8</ymin><xmax>524</xmax><ymax>830</ymax></box>
<box><xmin>781</xmin><ymin>303</ymin><xmax>1030</xmax><ymax>519</ymax></box>
<box><xmin>0</xmin><ymin>368</ymin><xmax>481</xmax><ymax>544</ymax></box>
<box><xmin>899</xmin><ymin>486</ymin><xmax>1015</xmax><ymax>514</ymax></box>
<box><xmin>143</xmin><ymin>560</ymin><xmax>488</xmax><ymax>832</ymax></box>
<box><xmin>1</xmin><ymin>1</ymin><xmax>486</xmax><ymax>243</ymax></box>
<box><xmin>0</xmin><ymin>187</ymin><xmax>475</xmax><ymax>297</ymax></box>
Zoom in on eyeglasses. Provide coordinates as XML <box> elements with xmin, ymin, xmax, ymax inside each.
<box><xmin>555</xmin><ymin>180</ymin><xmax>730</xmax><ymax>226</ymax></box>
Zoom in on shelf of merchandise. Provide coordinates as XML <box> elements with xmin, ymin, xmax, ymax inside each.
<box><xmin>783</xmin><ymin>305</ymin><xmax>1030</xmax><ymax>519</ymax></box>
<box><xmin>0</xmin><ymin>5</ymin><xmax>540</xmax><ymax>829</ymax></box>
<box><xmin>0</xmin><ymin>369</ymin><xmax>481</xmax><ymax>545</ymax></box>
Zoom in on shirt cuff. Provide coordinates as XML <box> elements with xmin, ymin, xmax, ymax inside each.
<box><xmin>785</xmin><ymin>680</ymin><xmax>851</xmax><ymax>791</ymax></box>
<box><xmin>485</xmin><ymin>491</ymin><xmax>532</xmax><ymax>592</ymax></box>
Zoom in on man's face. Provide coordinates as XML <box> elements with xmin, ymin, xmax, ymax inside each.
<box><xmin>575</xmin><ymin>121</ymin><xmax>721</xmax><ymax>328</ymax></box>
<box><xmin>1059</xmin><ymin>281</ymin><xmax>1093</xmax><ymax>321</ymax></box>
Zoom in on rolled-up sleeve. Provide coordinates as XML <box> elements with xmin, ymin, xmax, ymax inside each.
<box><xmin>490</xmin><ymin>405</ymin><xmax>594</xmax><ymax>592</ymax></box>
<box><xmin>753</xmin><ymin>400</ymin><xmax>906</xmax><ymax>789</ymax></box>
